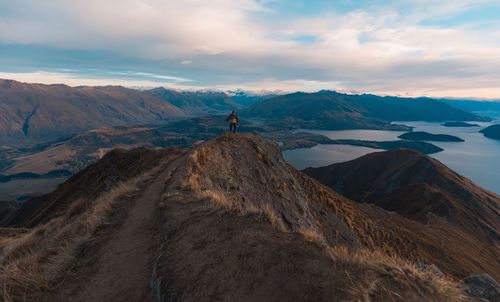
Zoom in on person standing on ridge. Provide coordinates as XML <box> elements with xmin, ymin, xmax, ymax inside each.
<box><xmin>226</xmin><ymin>110</ymin><xmax>239</xmax><ymax>133</ymax></box>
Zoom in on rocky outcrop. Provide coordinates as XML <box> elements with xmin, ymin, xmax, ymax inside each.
<box><xmin>461</xmin><ymin>274</ymin><xmax>500</xmax><ymax>302</ymax></box>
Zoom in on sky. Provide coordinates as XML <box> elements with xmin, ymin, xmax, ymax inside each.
<box><xmin>1</xmin><ymin>0</ymin><xmax>500</xmax><ymax>98</ymax></box>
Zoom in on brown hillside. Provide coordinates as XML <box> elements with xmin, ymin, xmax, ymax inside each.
<box><xmin>0</xmin><ymin>79</ymin><xmax>184</xmax><ymax>146</ymax></box>
<box><xmin>303</xmin><ymin>149</ymin><xmax>500</xmax><ymax>245</ymax></box>
<box><xmin>2</xmin><ymin>134</ymin><xmax>497</xmax><ymax>301</ymax></box>
<box><xmin>0</xmin><ymin>147</ymin><xmax>181</xmax><ymax>228</ymax></box>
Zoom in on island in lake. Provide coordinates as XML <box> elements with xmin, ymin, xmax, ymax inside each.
<box><xmin>265</xmin><ymin>131</ymin><xmax>443</xmax><ymax>154</ymax></box>
<box><xmin>399</xmin><ymin>131</ymin><xmax>465</xmax><ymax>142</ymax></box>
<box><xmin>442</xmin><ymin>121</ymin><xmax>480</xmax><ymax>127</ymax></box>
<box><xmin>480</xmin><ymin>125</ymin><xmax>500</xmax><ymax>140</ymax></box>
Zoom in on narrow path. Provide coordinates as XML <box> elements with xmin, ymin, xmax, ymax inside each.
<box><xmin>53</xmin><ymin>152</ymin><xmax>185</xmax><ymax>301</ymax></box>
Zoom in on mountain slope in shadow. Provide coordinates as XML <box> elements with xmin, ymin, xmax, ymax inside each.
<box><xmin>303</xmin><ymin>149</ymin><xmax>499</xmax><ymax>240</ymax></box>
<box><xmin>1</xmin><ymin>134</ymin><xmax>498</xmax><ymax>301</ymax></box>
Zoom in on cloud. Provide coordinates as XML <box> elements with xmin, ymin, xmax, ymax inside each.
<box><xmin>1</xmin><ymin>0</ymin><xmax>500</xmax><ymax>98</ymax></box>
<box><xmin>0</xmin><ymin>70</ymin><xmax>191</xmax><ymax>88</ymax></box>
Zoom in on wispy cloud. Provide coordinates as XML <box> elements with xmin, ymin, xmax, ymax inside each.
<box><xmin>1</xmin><ymin>0</ymin><xmax>500</xmax><ymax>98</ymax></box>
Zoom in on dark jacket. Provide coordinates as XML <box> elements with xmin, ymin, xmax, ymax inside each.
<box><xmin>226</xmin><ymin>113</ymin><xmax>239</xmax><ymax>123</ymax></box>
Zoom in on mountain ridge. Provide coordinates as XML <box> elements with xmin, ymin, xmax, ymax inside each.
<box><xmin>304</xmin><ymin>148</ymin><xmax>499</xmax><ymax>254</ymax></box>
<box><xmin>0</xmin><ymin>79</ymin><xmax>184</xmax><ymax>146</ymax></box>
<box><xmin>244</xmin><ymin>90</ymin><xmax>488</xmax><ymax>131</ymax></box>
<box><xmin>1</xmin><ymin>133</ymin><xmax>498</xmax><ymax>301</ymax></box>
<box><xmin>147</xmin><ymin>87</ymin><xmax>241</xmax><ymax>115</ymax></box>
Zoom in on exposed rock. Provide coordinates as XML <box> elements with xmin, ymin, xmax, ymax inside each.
<box><xmin>461</xmin><ymin>274</ymin><xmax>500</xmax><ymax>302</ymax></box>
<box><xmin>415</xmin><ymin>261</ymin><xmax>445</xmax><ymax>278</ymax></box>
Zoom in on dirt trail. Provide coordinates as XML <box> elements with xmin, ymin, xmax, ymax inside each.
<box><xmin>52</xmin><ymin>151</ymin><xmax>186</xmax><ymax>302</ymax></box>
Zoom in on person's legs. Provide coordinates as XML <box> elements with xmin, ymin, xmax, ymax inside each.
<box><xmin>230</xmin><ymin>123</ymin><xmax>237</xmax><ymax>133</ymax></box>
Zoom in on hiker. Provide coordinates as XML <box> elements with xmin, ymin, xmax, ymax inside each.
<box><xmin>226</xmin><ymin>110</ymin><xmax>239</xmax><ymax>133</ymax></box>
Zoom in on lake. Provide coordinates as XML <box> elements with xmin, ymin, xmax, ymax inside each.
<box><xmin>283</xmin><ymin>121</ymin><xmax>500</xmax><ymax>194</ymax></box>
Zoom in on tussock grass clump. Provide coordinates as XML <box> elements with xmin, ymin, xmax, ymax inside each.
<box><xmin>259</xmin><ymin>204</ymin><xmax>288</xmax><ymax>232</ymax></box>
<box><xmin>325</xmin><ymin>245</ymin><xmax>467</xmax><ymax>302</ymax></box>
<box><xmin>298</xmin><ymin>228</ymin><xmax>327</xmax><ymax>246</ymax></box>
<box><xmin>0</xmin><ymin>174</ymin><xmax>149</xmax><ymax>301</ymax></box>
<box><xmin>185</xmin><ymin>146</ymin><xmax>289</xmax><ymax>232</ymax></box>
<box><xmin>198</xmin><ymin>188</ymin><xmax>289</xmax><ymax>232</ymax></box>
<box><xmin>202</xmin><ymin>189</ymin><xmax>233</xmax><ymax>211</ymax></box>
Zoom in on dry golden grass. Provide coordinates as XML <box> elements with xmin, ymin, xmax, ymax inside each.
<box><xmin>197</xmin><ymin>186</ymin><xmax>290</xmax><ymax>233</ymax></box>
<box><xmin>298</xmin><ymin>228</ymin><xmax>326</xmax><ymax>246</ymax></box>
<box><xmin>183</xmin><ymin>148</ymin><xmax>209</xmax><ymax>188</ymax></box>
<box><xmin>0</xmin><ymin>173</ymin><xmax>150</xmax><ymax>301</ymax></box>
<box><xmin>326</xmin><ymin>245</ymin><xmax>467</xmax><ymax>302</ymax></box>
<box><xmin>176</xmin><ymin>135</ymin><xmax>468</xmax><ymax>301</ymax></box>
<box><xmin>258</xmin><ymin>204</ymin><xmax>287</xmax><ymax>232</ymax></box>
<box><xmin>202</xmin><ymin>189</ymin><xmax>233</xmax><ymax>211</ymax></box>
<box><xmin>1</xmin><ymin>260</ymin><xmax>48</xmax><ymax>302</ymax></box>
<box><xmin>184</xmin><ymin>148</ymin><xmax>291</xmax><ymax>233</ymax></box>
<box><xmin>0</xmin><ymin>235</ymin><xmax>20</xmax><ymax>251</ymax></box>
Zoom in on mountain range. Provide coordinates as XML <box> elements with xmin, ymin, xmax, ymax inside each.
<box><xmin>441</xmin><ymin>99</ymin><xmax>500</xmax><ymax>118</ymax></box>
<box><xmin>1</xmin><ymin>79</ymin><xmax>497</xmax><ymax>203</ymax></box>
<box><xmin>1</xmin><ymin>79</ymin><xmax>491</xmax><ymax>148</ymax></box>
<box><xmin>0</xmin><ymin>79</ymin><xmax>184</xmax><ymax>146</ymax></box>
<box><xmin>147</xmin><ymin>87</ymin><xmax>241</xmax><ymax>115</ymax></box>
<box><xmin>244</xmin><ymin>90</ymin><xmax>488</xmax><ymax>130</ymax></box>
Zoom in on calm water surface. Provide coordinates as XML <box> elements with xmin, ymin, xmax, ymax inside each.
<box><xmin>284</xmin><ymin>120</ymin><xmax>500</xmax><ymax>194</ymax></box>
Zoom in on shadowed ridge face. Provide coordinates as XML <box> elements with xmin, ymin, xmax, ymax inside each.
<box><xmin>304</xmin><ymin>148</ymin><xmax>500</xmax><ymax>273</ymax></box>
<box><xmin>303</xmin><ymin>148</ymin><xmax>499</xmax><ymax>232</ymax></box>
<box><xmin>0</xmin><ymin>147</ymin><xmax>184</xmax><ymax>228</ymax></box>
<box><xmin>0</xmin><ymin>201</ymin><xmax>18</xmax><ymax>222</ymax></box>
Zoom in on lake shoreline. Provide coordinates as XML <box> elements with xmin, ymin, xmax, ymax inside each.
<box><xmin>284</xmin><ymin>121</ymin><xmax>500</xmax><ymax>194</ymax></box>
